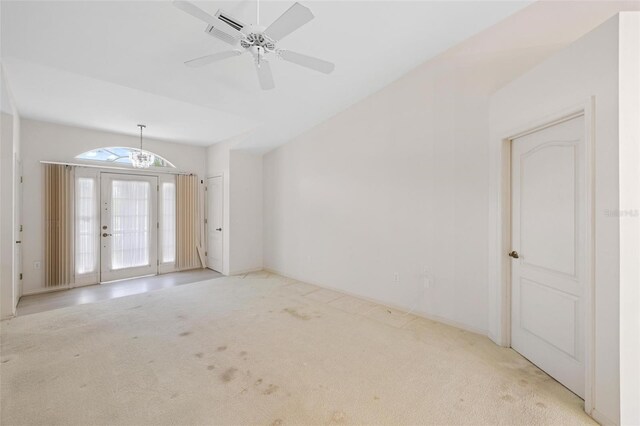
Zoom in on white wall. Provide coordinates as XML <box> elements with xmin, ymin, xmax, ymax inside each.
<box><xmin>489</xmin><ymin>14</ymin><xmax>639</xmax><ymax>424</ymax></box>
<box><xmin>20</xmin><ymin>118</ymin><xmax>207</xmax><ymax>295</ymax></box>
<box><xmin>206</xmin><ymin>138</ymin><xmax>263</xmax><ymax>276</ymax></box>
<box><xmin>262</xmin><ymin>1</ymin><xmax>640</xmax><ymax>334</ymax></box>
<box><xmin>229</xmin><ymin>150</ymin><xmax>262</xmax><ymax>275</ymax></box>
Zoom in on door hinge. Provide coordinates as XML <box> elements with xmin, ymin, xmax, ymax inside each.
<box><xmin>205</xmin><ymin>251</ymin><xmax>208</xmax><ymax>256</ymax></box>
<box><xmin>19</xmin><ymin>273</ymin><xmax>22</xmax><ymax>280</ymax></box>
<box><xmin>20</xmin><ymin>176</ymin><xmax>23</xmax><ymax>184</ymax></box>
<box><xmin>157</xmin><ymin>222</ymin><xmax>159</xmax><ymax>229</ymax></box>
<box><xmin>19</xmin><ymin>224</ymin><xmax>23</xmax><ymax>232</ymax></box>
<box><xmin>204</xmin><ymin>218</ymin><xmax>208</xmax><ymax>224</ymax></box>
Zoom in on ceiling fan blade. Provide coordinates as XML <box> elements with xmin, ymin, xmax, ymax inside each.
<box><xmin>185</xmin><ymin>50</ymin><xmax>243</xmax><ymax>67</ymax></box>
<box><xmin>255</xmin><ymin>60</ymin><xmax>275</xmax><ymax>90</ymax></box>
<box><xmin>173</xmin><ymin>0</ymin><xmax>217</xmax><ymax>25</ymax></box>
<box><xmin>263</xmin><ymin>3</ymin><xmax>314</xmax><ymax>42</ymax></box>
<box><xmin>279</xmin><ymin>50</ymin><xmax>334</xmax><ymax>74</ymax></box>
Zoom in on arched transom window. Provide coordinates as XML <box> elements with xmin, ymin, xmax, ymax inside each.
<box><xmin>75</xmin><ymin>147</ymin><xmax>175</xmax><ymax>168</ymax></box>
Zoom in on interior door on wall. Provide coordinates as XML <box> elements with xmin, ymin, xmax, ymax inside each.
<box><xmin>100</xmin><ymin>173</ymin><xmax>158</xmax><ymax>282</ymax></box>
<box><xmin>510</xmin><ymin>115</ymin><xmax>586</xmax><ymax>398</ymax></box>
<box><xmin>15</xmin><ymin>157</ymin><xmax>22</xmax><ymax>297</ymax></box>
<box><xmin>207</xmin><ymin>176</ymin><xmax>223</xmax><ymax>272</ymax></box>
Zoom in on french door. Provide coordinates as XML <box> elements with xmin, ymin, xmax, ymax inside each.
<box><xmin>100</xmin><ymin>173</ymin><xmax>158</xmax><ymax>282</ymax></box>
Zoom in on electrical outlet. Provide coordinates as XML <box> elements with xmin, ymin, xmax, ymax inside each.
<box><xmin>34</xmin><ymin>261</ymin><xmax>41</xmax><ymax>270</ymax></box>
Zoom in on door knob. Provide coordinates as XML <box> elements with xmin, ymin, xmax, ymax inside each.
<box><xmin>102</xmin><ymin>233</ymin><xmax>112</xmax><ymax>237</ymax></box>
<box><xmin>216</xmin><ymin>228</ymin><xmax>222</xmax><ymax>231</ymax></box>
<box><xmin>508</xmin><ymin>250</ymin><xmax>519</xmax><ymax>259</ymax></box>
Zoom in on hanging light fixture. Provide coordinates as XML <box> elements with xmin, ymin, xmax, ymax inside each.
<box><xmin>129</xmin><ymin>124</ymin><xmax>155</xmax><ymax>168</ymax></box>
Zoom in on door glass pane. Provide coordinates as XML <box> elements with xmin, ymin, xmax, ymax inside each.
<box><xmin>161</xmin><ymin>182</ymin><xmax>176</xmax><ymax>263</ymax></box>
<box><xmin>111</xmin><ymin>180</ymin><xmax>150</xmax><ymax>270</ymax></box>
<box><xmin>75</xmin><ymin>177</ymin><xmax>98</xmax><ymax>274</ymax></box>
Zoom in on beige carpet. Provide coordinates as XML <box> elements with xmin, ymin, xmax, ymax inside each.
<box><xmin>1</xmin><ymin>272</ymin><xmax>594</xmax><ymax>425</ymax></box>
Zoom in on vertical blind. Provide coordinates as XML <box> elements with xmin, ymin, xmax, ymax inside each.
<box><xmin>44</xmin><ymin>164</ymin><xmax>74</xmax><ymax>287</ymax></box>
<box><xmin>176</xmin><ymin>174</ymin><xmax>203</xmax><ymax>270</ymax></box>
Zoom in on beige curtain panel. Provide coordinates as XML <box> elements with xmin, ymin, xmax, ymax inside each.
<box><xmin>176</xmin><ymin>174</ymin><xmax>204</xmax><ymax>270</ymax></box>
<box><xmin>44</xmin><ymin>163</ymin><xmax>74</xmax><ymax>287</ymax></box>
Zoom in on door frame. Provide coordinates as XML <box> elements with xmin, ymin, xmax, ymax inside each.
<box><xmin>488</xmin><ymin>98</ymin><xmax>595</xmax><ymax>413</ymax></box>
<box><xmin>206</xmin><ymin>173</ymin><xmax>224</xmax><ymax>273</ymax></box>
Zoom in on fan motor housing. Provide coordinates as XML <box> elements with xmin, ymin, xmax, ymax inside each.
<box><xmin>240</xmin><ymin>27</ymin><xmax>276</xmax><ymax>53</ymax></box>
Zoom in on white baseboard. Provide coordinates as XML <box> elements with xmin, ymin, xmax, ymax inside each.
<box><xmin>591</xmin><ymin>408</ymin><xmax>617</xmax><ymax>426</ymax></box>
<box><xmin>263</xmin><ymin>267</ymin><xmax>488</xmax><ymax>336</ymax></box>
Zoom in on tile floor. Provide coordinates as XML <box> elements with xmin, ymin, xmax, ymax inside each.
<box><xmin>16</xmin><ymin>268</ymin><xmax>223</xmax><ymax>316</ymax></box>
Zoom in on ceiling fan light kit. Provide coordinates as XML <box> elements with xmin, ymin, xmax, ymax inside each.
<box><xmin>174</xmin><ymin>0</ymin><xmax>334</xmax><ymax>90</ymax></box>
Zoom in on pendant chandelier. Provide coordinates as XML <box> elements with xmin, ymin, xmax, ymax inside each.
<box><xmin>129</xmin><ymin>124</ymin><xmax>155</xmax><ymax>168</ymax></box>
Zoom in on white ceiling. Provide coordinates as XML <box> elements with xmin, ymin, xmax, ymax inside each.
<box><xmin>1</xmin><ymin>0</ymin><xmax>531</xmax><ymax>151</ymax></box>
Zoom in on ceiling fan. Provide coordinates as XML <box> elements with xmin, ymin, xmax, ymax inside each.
<box><xmin>174</xmin><ymin>0</ymin><xmax>335</xmax><ymax>90</ymax></box>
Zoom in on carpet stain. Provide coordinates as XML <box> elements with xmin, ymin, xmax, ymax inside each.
<box><xmin>330</xmin><ymin>410</ymin><xmax>347</xmax><ymax>423</ymax></box>
<box><xmin>221</xmin><ymin>368</ymin><xmax>237</xmax><ymax>382</ymax></box>
<box><xmin>1</xmin><ymin>359</ymin><xmax>10</xmax><ymax>364</ymax></box>
<box><xmin>519</xmin><ymin>379</ymin><xmax>529</xmax><ymax>386</ymax></box>
<box><xmin>283</xmin><ymin>308</ymin><xmax>311</xmax><ymax>320</ymax></box>
<box><xmin>263</xmin><ymin>384</ymin><xmax>279</xmax><ymax>395</ymax></box>
<box><xmin>501</xmin><ymin>395</ymin><xmax>515</xmax><ymax>403</ymax></box>
<box><xmin>179</xmin><ymin>331</ymin><xmax>192</xmax><ymax>337</ymax></box>
<box><xmin>373</xmin><ymin>396</ymin><xmax>379</xmax><ymax>400</ymax></box>
<box><xmin>217</xmin><ymin>346</ymin><xmax>227</xmax><ymax>352</ymax></box>
<box><xmin>207</xmin><ymin>365</ymin><xmax>215</xmax><ymax>371</ymax></box>
<box><xmin>270</xmin><ymin>419</ymin><xmax>283</xmax><ymax>426</ymax></box>
<box><xmin>255</xmin><ymin>378</ymin><xmax>263</xmax><ymax>385</ymax></box>
<box><xmin>194</xmin><ymin>352</ymin><xmax>204</xmax><ymax>358</ymax></box>
<box><xmin>536</xmin><ymin>402</ymin><xmax>547</xmax><ymax>409</ymax></box>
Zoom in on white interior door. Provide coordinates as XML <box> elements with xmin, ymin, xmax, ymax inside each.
<box><xmin>207</xmin><ymin>176</ymin><xmax>223</xmax><ymax>273</ymax></box>
<box><xmin>14</xmin><ymin>157</ymin><xmax>22</xmax><ymax>298</ymax></box>
<box><xmin>100</xmin><ymin>173</ymin><xmax>158</xmax><ymax>282</ymax></box>
<box><xmin>510</xmin><ymin>115</ymin><xmax>586</xmax><ymax>398</ymax></box>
